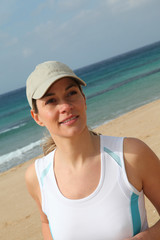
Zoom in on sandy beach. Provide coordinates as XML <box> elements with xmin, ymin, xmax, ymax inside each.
<box><xmin>0</xmin><ymin>99</ymin><xmax>160</xmax><ymax>240</ymax></box>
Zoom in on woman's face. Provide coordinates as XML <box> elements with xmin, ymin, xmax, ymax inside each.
<box><xmin>31</xmin><ymin>77</ymin><xmax>87</xmax><ymax>139</ymax></box>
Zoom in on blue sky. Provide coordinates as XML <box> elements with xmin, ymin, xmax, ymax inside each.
<box><xmin>1</xmin><ymin>0</ymin><xmax>160</xmax><ymax>94</ymax></box>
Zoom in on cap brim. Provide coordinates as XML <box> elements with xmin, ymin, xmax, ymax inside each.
<box><xmin>32</xmin><ymin>74</ymin><xmax>86</xmax><ymax>100</ymax></box>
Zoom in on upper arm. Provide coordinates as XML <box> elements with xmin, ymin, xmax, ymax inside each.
<box><xmin>25</xmin><ymin>163</ymin><xmax>40</xmax><ymax>202</ymax></box>
<box><xmin>25</xmin><ymin>163</ymin><xmax>53</xmax><ymax>239</ymax></box>
<box><xmin>124</xmin><ymin>138</ymin><xmax>160</xmax><ymax>215</ymax></box>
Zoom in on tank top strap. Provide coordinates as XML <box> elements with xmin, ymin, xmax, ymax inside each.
<box><xmin>35</xmin><ymin>150</ymin><xmax>55</xmax><ymax>213</ymax></box>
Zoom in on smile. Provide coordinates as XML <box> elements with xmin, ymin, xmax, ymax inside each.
<box><xmin>60</xmin><ymin>116</ymin><xmax>78</xmax><ymax>124</ymax></box>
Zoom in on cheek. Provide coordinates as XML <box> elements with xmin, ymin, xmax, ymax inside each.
<box><xmin>39</xmin><ymin>109</ymin><xmax>57</xmax><ymax>126</ymax></box>
<box><xmin>77</xmin><ymin>98</ymin><xmax>87</xmax><ymax>118</ymax></box>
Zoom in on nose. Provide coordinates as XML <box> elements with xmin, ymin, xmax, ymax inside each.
<box><xmin>59</xmin><ymin>101</ymin><xmax>73</xmax><ymax>114</ymax></box>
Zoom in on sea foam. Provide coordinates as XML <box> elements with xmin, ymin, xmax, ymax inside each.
<box><xmin>0</xmin><ymin>140</ymin><xmax>43</xmax><ymax>165</ymax></box>
<box><xmin>0</xmin><ymin>123</ymin><xmax>27</xmax><ymax>135</ymax></box>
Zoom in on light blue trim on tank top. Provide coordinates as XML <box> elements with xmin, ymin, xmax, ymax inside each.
<box><xmin>49</xmin><ymin>222</ymin><xmax>55</xmax><ymax>240</ymax></box>
<box><xmin>103</xmin><ymin>146</ymin><xmax>141</xmax><ymax>236</ymax></box>
<box><xmin>130</xmin><ymin>192</ymin><xmax>141</xmax><ymax>236</ymax></box>
<box><xmin>104</xmin><ymin>147</ymin><xmax>122</xmax><ymax>167</ymax></box>
<box><xmin>40</xmin><ymin>162</ymin><xmax>52</xmax><ymax>186</ymax></box>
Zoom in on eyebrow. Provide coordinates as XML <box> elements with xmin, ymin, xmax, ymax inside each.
<box><xmin>65</xmin><ymin>83</ymin><xmax>78</xmax><ymax>90</ymax></box>
<box><xmin>43</xmin><ymin>83</ymin><xmax>78</xmax><ymax>98</ymax></box>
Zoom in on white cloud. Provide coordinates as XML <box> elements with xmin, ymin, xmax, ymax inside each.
<box><xmin>19</xmin><ymin>6</ymin><xmax>103</xmax><ymax>65</ymax></box>
<box><xmin>34</xmin><ymin>20</ymin><xmax>54</xmax><ymax>34</ymax></box>
<box><xmin>22</xmin><ymin>48</ymin><xmax>33</xmax><ymax>58</ymax></box>
<box><xmin>34</xmin><ymin>0</ymin><xmax>55</xmax><ymax>14</ymax></box>
<box><xmin>5</xmin><ymin>37</ymin><xmax>18</xmax><ymax>47</ymax></box>
<box><xmin>0</xmin><ymin>31</ymin><xmax>18</xmax><ymax>49</ymax></box>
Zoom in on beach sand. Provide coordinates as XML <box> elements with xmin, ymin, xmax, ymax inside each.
<box><xmin>0</xmin><ymin>99</ymin><xmax>160</xmax><ymax>240</ymax></box>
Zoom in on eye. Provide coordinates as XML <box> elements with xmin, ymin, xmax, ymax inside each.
<box><xmin>68</xmin><ymin>90</ymin><xmax>77</xmax><ymax>97</ymax></box>
<box><xmin>45</xmin><ymin>98</ymin><xmax>56</xmax><ymax>105</ymax></box>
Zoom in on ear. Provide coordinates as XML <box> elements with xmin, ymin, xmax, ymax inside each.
<box><xmin>30</xmin><ymin>109</ymin><xmax>45</xmax><ymax>127</ymax></box>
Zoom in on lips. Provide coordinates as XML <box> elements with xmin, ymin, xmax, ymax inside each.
<box><xmin>59</xmin><ymin>115</ymin><xmax>78</xmax><ymax>124</ymax></box>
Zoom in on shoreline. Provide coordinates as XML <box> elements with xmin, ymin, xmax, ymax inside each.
<box><xmin>1</xmin><ymin>98</ymin><xmax>159</xmax><ymax>174</ymax></box>
<box><xmin>1</xmin><ymin>99</ymin><xmax>160</xmax><ymax>239</ymax></box>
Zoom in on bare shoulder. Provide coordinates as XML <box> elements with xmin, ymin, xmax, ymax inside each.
<box><xmin>124</xmin><ymin>137</ymin><xmax>151</xmax><ymax>155</ymax></box>
<box><xmin>123</xmin><ymin>137</ymin><xmax>159</xmax><ymax>166</ymax></box>
<box><xmin>124</xmin><ymin>137</ymin><xmax>160</xmax><ymax>213</ymax></box>
<box><xmin>25</xmin><ymin>162</ymin><xmax>39</xmax><ymax>201</ymax></box>
<box><xmin>25</xmin><ymin>162</ymin><xmax>37</xmax><ymax>186</ymax></box>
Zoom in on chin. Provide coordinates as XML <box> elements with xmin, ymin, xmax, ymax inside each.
<box><xmin>60</xmin><ymin>125</ymin><xmax>87</xmax><ymax>139</ymax></box>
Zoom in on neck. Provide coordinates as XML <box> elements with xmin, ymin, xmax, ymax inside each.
<box><xmin>53</xmin><ymin>128</ymin><xmax>100</xmax><ymax>168</ymax></box>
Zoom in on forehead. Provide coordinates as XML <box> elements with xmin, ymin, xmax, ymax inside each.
<box><xmin>45</xmin><ymin>77</ymin><xmax>79</xmax><ymax>95</ymax></box>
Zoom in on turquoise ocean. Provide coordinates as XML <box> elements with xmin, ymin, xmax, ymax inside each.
<box><xmin>0</xmin><ymin>41</ymin><xmax>160</xmax><ymax>173</ymax></box>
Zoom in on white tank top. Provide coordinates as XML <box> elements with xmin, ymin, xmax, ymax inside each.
<box><xmin>35</xmin><ymin>135</ymin><xmax>148</xmax><ymax>240</ymax></box>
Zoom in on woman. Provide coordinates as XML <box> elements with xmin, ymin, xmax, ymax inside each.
<box><xmin>25</xmin><ymin>61</ymin><xmax>160</xmax><ymax>240</ymax></box>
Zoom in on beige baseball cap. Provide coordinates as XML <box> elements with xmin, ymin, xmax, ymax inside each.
<box><xmin>26</xmin><ymin>61</ymin><xmax>86</xmax><ymax>108</ymax></box>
